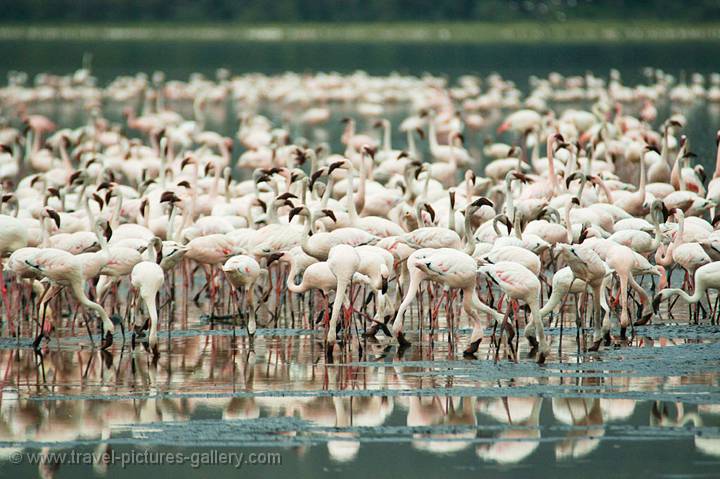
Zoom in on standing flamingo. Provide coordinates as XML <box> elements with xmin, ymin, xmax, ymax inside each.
<box><xmin>391</xmin><ymin>248</ymin><xmax>504</xmax><ymax>355</ymax></box>
<box><xmin>130</xmin><ymin>237</ymin><xmax>165</xmax><ymax>355</ymax></box>
<box><xmin>25</xmin><ymin>248</ymin><xmax>116</xmax><ymax>350</ymax></box>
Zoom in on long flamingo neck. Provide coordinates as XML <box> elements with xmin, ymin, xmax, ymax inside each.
<box><xmin>675</xmin><ymin>213</ymin><xmax>685</xmax><ymax>246</ymax></box>
<box><xmin>320</xmin><ymin>177</ymin><xmax>334</xmax><ymax>208</ymax></box>
<box><xmin>145</xmin><ymin>293</ymin><xmax>159</xmax><ymax>342</ymax></box>
<box><xmin>504</xmin><ymin>176</ymin><xmax>515</xmax><ymax>220</ymax></box>
<box><xmin>546</xmin><ymin>136</ymin><xmax>557</xmax><ymax>192</ymax></box>
<box><xmin>449</xmin><ymin>136</ymin><xmax>458</xmax><ymax>167</ymax></box>
<box><xmin>167</xmin><ymin>205</ymin><xmax>177</xmax><ymax>241</ymax></box>
<box><xmin>40</xmin><ymin>217</ymin><xmax>50</xmax><ymax>247</ymax></box>
<box><xmin>112</xmin><ymin>190</ymin><xmax>123</xmax><ymax>228</ymax></box>
<box><xmin>428</xmin><ymin>120</ymin><xmax>439</xmax><ymax>151</ymax></box>
<box><xmin>346</xmin><ymin>167</ymin><xmax>359</xmax><ymax>222</ymax></box>
<box><xmin>595</xmin><ymin>177</ymin><xmax>614</xmax><ymax>203</ymax></box>
<box><xmin>329</xmin><ymin>280</ymin><xmax>349</xmax><ymax>328</ymax></box>
<box><xmin>463</xmin><ymin>208</ymin><xmax>476</xmax><ymax>255</ymax></box>
<box><xmin>564</xmin><ymin>201</ymin><xmax>574</xmax><ymax>243</ymax></box>
<box><xmin>638</xmin><ymin>155</ymin><xmax>646</xmax><ymax>197</ymax></box>
<box><xmin>210</xmin><ymin>163</ymin><xmax>221</xmax><ymax>199</ymax></box>
<box><xmin>407</xmin><ymin>130</ymin><xmax>417</xmax><ymax>157</ymax></box>
<box><xmin>342</xmin><ymin>121</ymin><xmax>355</xmax><ymax>145</ymax></box>
<box><xmin>357</xmin><ymin>154</ymin><xmax>367</xmax><ymax>213</ymax></box>
<box><xmin>190</xmin><ymin>163</ymin><xmax>199</xmax><ymax>219</ymax></box>
<box><xmin>661</xmin><ymin>126</ymin><xmax>670</xmax><ymax>164</ymax></box>
<box><xmin>383</xmin><ymin>121</ymin><xmax>391</xmax><ymax>151</ymax></box>
<box><xmin>59</xmin><ymin>141</ymin><xmax>72</xmax><ymax>172</ymax></box>
<box><xmin>655</xmin><ymin>242</ymin><xmax>674</xmax><ymax>265</ymax></box>
<box><xmin>448</xmin><ymin>198</ymin><xmax>456</xmax><ymax>234</ymax></box>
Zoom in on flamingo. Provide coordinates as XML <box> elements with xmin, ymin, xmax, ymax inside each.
<box><xmin>130</xmin><ymin>237</ymin><xmax>165</xmax><ymax>355</ymax></box>
<box><xmin>325</xmin><ymin>244</ymin><xmax>362</xmax><ymax>357</ymax></box>
<box><xmin>478</xmin><ymin>261</ymin><xmax>550</xmax><ymax>363</ymax></box>
<box><xmin>654</xmin><ymin>262</ymin><xmax>720</xmax><ymax>322</ymax></box>
<box><xmin>223</xmin><ymin>255</ymin><xmax>267</xmax><ymax>336</ymax></box>
<box><xmin>391</xmin><ymin>248</ymin><xmax>504</xmax><ymax>355</ymax></box>
<box><xmin>25</xmin><ymin>248</ymin><xmax>116</xmax><ymax>350</ymax></box>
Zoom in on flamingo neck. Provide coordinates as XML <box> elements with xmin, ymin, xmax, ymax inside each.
<box><xmin>463</xmin><ymin>207</ymin><xmax>476</xmax><ymax>255</ymax></box>
<box><xmin>341</xmin><ymin>120</ymin><xmax>355</xmax><ymax>146</ymax></box>
<box><xmin>671</xmin><ymin>145</ymin><xmax>686</xmax><ymax>190</ymax></box>
<box><xmin>143</xmin><ymin>201</ymin><xmax>151</xmax><ymax>229</ymax></box>
<box><xmin>661</xmin><ymin>126</ymin><xmax>670</xmax><ymax>165</ymax></box>
<box><xmin>346</xmin><ymin>167</ymin><xmax>359</xmax><ymax>223</ymax></box>
<box><xmin>448</xmin><ymin>195</ymin><xmax>456</xmax><ymax>232</ymax></box>
<box><xmin>449</xmin><ymin>136</ymin><xmax>458</xmax><ymax>169</ymax></box>
<box><xmin>300</xmin><ymin>213</ymin><xmax>322</xmax><ymax>259</ymax></box>
<box><xmin>546</xmin><ymin>136</ymin><xmax>557</xmax><ymax>195</ymax></box>
<box><xmin>40</xmin><ymin>216</ymin><xmax>50</xmax><ymax>248</ymax></box>
<box><xmin>210</xmin><ymin>162</ymin><xmax>222</xmax><ymax>200</ymax></box>
<box><xmin>59</xmin><ymin>141</ymin><xmax>72</xmax><ymax>173</ymax></box>
<box><xmin>407</xmin><ymin>130</ymin><xmax>417</xmax><ymax>158</ymax></box>
<box><xmin>675</xmin><ymin>212</ymin><xmax>685</xmax><ymax>247</ymax></box>
<box><xmin>94</xmin><ymin>219</ymin><xmax>109</xmax><ymax>252</ymax></box>
<box><xmin>308</xmin><ymin>150</ymin><xmax>318</xmax><ymax>178</ymax></box>
<box><xmin>428</xmin><ymin>120</ymin><xmax>439</xmax><ymax>152</ymax></box>
<box><xmin>23</xmin><ymin>130</ymin><xmax>33</xmax><ymax>167</ymax></box>
<box><xmin>595</xmin><ymin>177</ymin><xmax>614</xmax><ymax>203</ymax></box>
<box><xmin>285</xmin><ymin>258</ymin><xmax>305</xmax><ymax>294</ymax></box>
<box><xmin>112</xmin><ymin>190</ymin><xmax>123</xmax><ymax>229</ymax></box>
<box><xmin>190</xmin><ymin>163</ymin><xmax>199</xmax><ymax>219</ymax></box>
<box><xmin>564</xmin><ymin>201</ymin><xmax>574</xmax><ymax>243</ymax></box>
<box><xmin>167</xmin><ymin>205</ymin><xmax>177</xmax><ymax>241</ymax></box>
<box><xmin>655</xmin><ymin>242</ymin><xmax>674</xmax><ymax>266</ymax></box>
<box><xmin>504</xmin><ymin>175</ymin><xmax>515</xmax><ymax>220</ymax></box>
<box><xmin>320</xmin><ymin>177</ymin><xmax>334</xmax><ymax>209</ymax></box>
<box><xmin>415</xmin><ymin>204</ymin><xmax>426</xmax><ymax>228</ymax></box>
<box><xmin>357</xmin><ymin>153</ymin><xmax>367</xmax><ymax>213</ymax></box>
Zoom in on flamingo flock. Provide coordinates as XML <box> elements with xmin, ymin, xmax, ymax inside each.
<box><xmin>1</xmin><ymin>67</ymin><xmax>720</xmax><ymax>365</ymax></box>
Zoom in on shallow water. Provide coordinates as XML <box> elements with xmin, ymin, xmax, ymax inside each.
<box><xmin>4</xmin><ymin>39</ymin><xmax>720</xmax><ymax>477</ymax></box>
<box><xmin>1</xmin><ymin>289</ymin><xmax>720</xmax><ymax>478</ymax></box>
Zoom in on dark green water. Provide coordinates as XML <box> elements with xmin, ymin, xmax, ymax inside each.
<box><xmin>2</xmin><ymin>40</ymin><xmax>720</xmax><ymax>84</ymax></box>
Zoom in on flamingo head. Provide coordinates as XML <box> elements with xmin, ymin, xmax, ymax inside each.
<box><xmin>470</xmin><ymin>197</ymin><xmax>493</xmax><ymax>209</ymax></box>
<box><xmin>328</xmin><ymin>160</ymin><xmax>347</xmax><ymax>175</ymax></box>
<box><xmin>652</xmin><ymin>293</ymin><xmax>663</xmax><ymax>315</ymax></box>
<box><xmin>44</xmin><ymin>208</ymin><xmax>61</xmax><ymax>229</ymax></box>
<box><xmin>288</xmin><ymin>206</ymin><xmax>308</xmax><ymax>223</ymax></box>
<box><xmin>361</xmin><ymin>144</ymin><xmax>376</xmax><ymax>158</ymax></box>
<box><xmin>309</xmin><ymin>168</ymin><xmax>327</xmax><ymax>191</ymax></box>
<box><xmin>321</xmin><ymin>209</ymin><xmax>337</xmax><ymax>223</ymax></box>
<box><xmin>266</xmin><ymin>251</ymin><xmax>285</xmax><ymax>267</ymax></box>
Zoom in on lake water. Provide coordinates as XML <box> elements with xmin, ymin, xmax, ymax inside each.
<box><xmin>2</xmin><ymin>39</ymin><xmax>720</xmax><ymax>478</ymax></box>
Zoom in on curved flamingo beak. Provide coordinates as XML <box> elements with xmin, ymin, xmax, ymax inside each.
<box><xmin>652</xmin><ymin>294</ymin><xmax>662</xmax><ymax>315</ymax></box>
<box><xmin>266</xmin><ymin>252</ymin><xmax>284</xmax><ymax>266</ymax></box>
